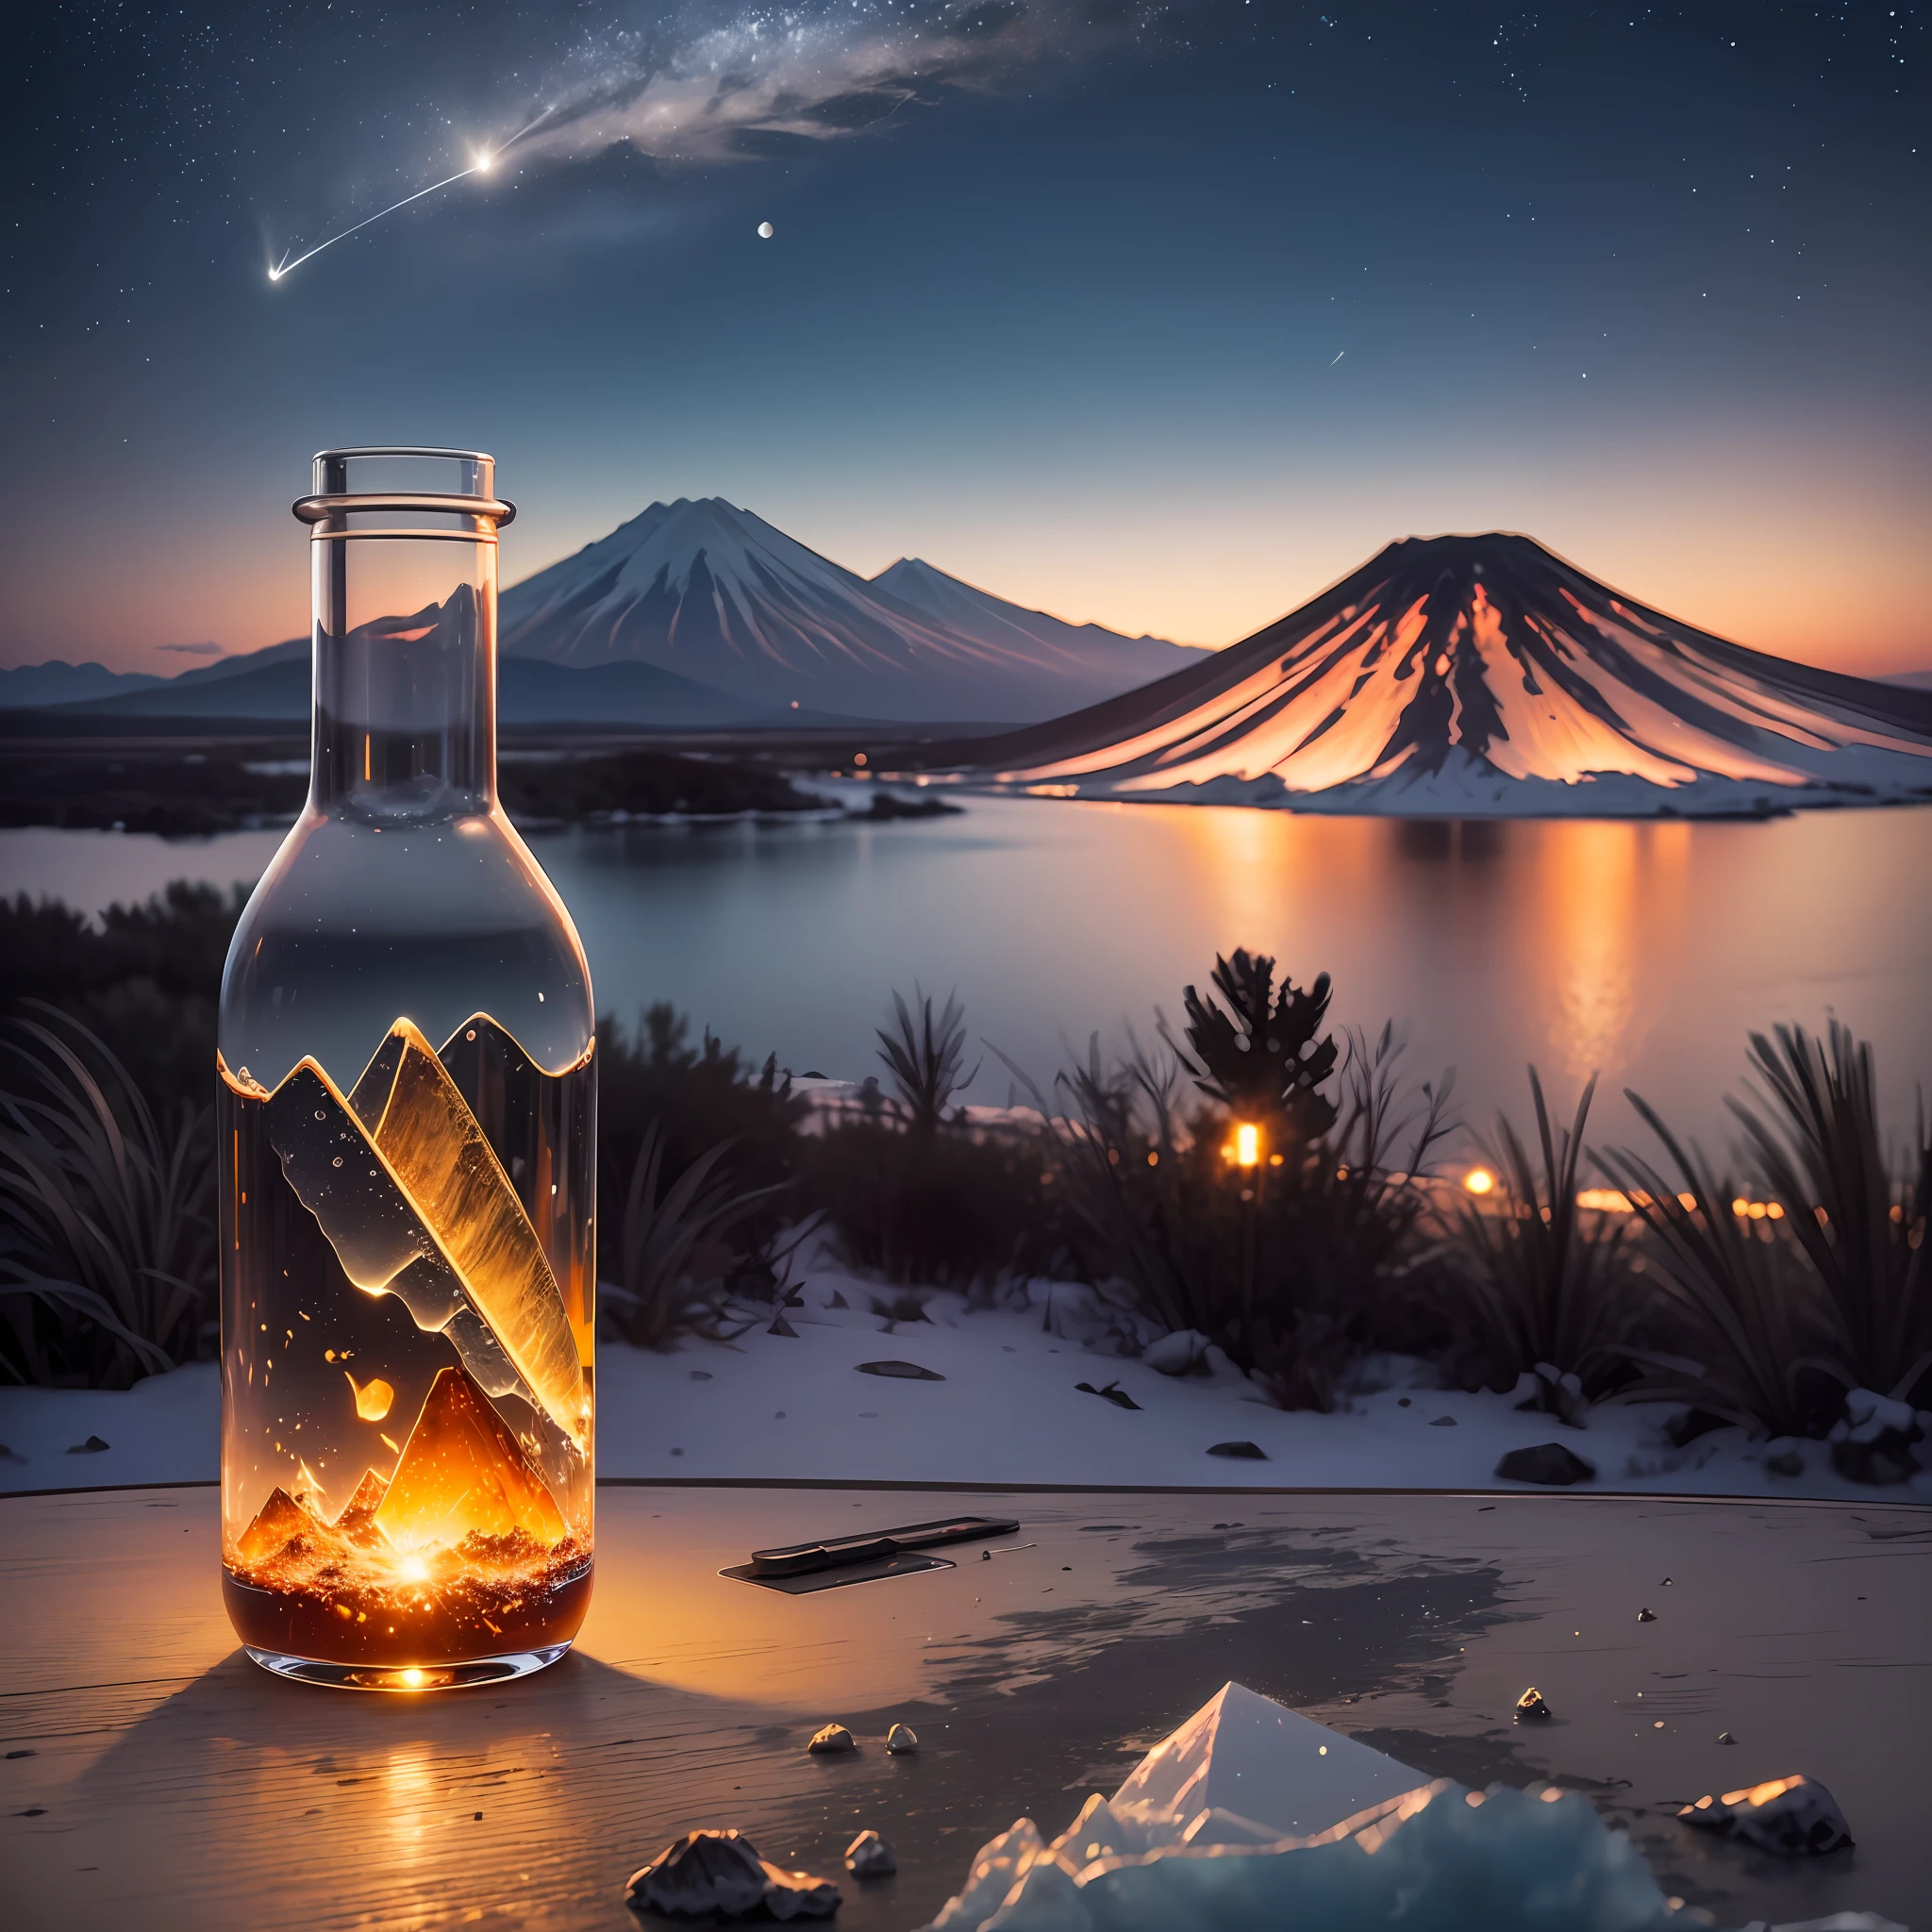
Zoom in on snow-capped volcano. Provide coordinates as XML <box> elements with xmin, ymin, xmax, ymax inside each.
<box><xmin>498</xmin><ymin>498</ymin><xmax>1200</xmax><ymax>724</ymax></box>
<box><xmin>936</xmin><ymin>533</ymin><xmax>1932</xmax><ymax>816</ymax></box>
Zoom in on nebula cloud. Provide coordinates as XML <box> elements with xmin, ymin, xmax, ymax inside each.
<box><xmin>517</xmin><ymin>1</ymin><xmax>1155</xmax><ymax>168</ymax></box>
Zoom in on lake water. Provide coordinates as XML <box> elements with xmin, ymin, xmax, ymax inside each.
<box><xmin>4</xmin><ymin>795</ymin><xmax>1928</xmax><ymax>1151</ymax></box>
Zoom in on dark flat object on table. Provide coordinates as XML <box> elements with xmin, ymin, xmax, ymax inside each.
<box><xmin>723</xmin><ymin>1514</ymin><xmax>1022</xmax><ymax>1591</ymax></box>
<box><xmin>856</xmin><ymin>1360</ymin><xmax>945</xmax><ymax>1380</ymax></box>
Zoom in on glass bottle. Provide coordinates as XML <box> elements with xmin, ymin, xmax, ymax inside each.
<box><xmin>218</xmin><ymin>449</ymin><xmax>595</xmax><ymax>1690</ymax></box>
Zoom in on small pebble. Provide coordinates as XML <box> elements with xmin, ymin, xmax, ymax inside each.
<box><xmin>1638</xmin><ymin>1607</ymin><xmax>1657</xmax><ymax>1623</ymax></box>
<box><xmin>1718</xmin><ymin>1731</ymin><xmax>1737</xmax><ymax>1745</ymax></box>
<box><xmin>808</xmin><ymin>1724</ymin><xmax>856</xmax><ymax>1755</ymax></box>
<box><xmin>845</xmin><ymin>1830</ymin><xmax>896</xmax><ymax>1877</ymax></box>
<box><xmin>886</xmin><ymin>1724</ymin><xmax>918</xmax><ymax>1755</ymax></box>
<box><xmin>1514</xmin><ymin>1687</ymin><xmax>1553</xmax><ymax>1722</ymax></box>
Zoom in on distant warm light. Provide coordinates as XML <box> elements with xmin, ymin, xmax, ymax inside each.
<box><xmin>1234</xmin><ymin>1123</ymin><xmax>1260</xmax><ymax>1169</ymax></box>
<box><xmin>1463</xmin><ymin>1167</ymin><xmax>1495</xmax><ymax>1195</ymax></box>
<box><xmin>1678</xmin><ymin>1192</ymin><xmax>1698</xmax><ymax>1211</ymax></box>
<box><xmin>1574</xmin><ymin>1188</ymin><xmax>1633</xmax><ymax>1212</ymax></box>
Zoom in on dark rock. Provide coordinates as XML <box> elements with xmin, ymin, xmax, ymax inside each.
<box><xmin>1429</xmin><ymin>1415</ymin><xmax>1457</xmax><ymax>1427</ymax></box>
<box><xmin>759</xmin><ymin>1867</ymin><xmax>841</xmax><ymax>1921</ymax></box>
<box><xmin>625</xmin><ymin>1829</ymin><xmax>770</xmax><ymax>1918</ymax></box>
<box><xmin>886</xmin><ymin>1724</ymin><xmax>918</xmax><ymax>1755</ymax></box>
<box><xmin>1075</xmin><ymin>1380</ymin><xmax>1141</xmax><ymax>1411</ymax></box>
<box><xmin>1638</xmin><ymin>1607</ymin><xmax>1657</xmax><ymax>1623</ymax></box>
<box><xmin>1664</xmin><ymin>1407</ymin><xmax>1730</xmax><ymax>1448</ymax></box>
<box><xmin>808</xmin><ymin>1723</ymin><xmax>856</xmax><ymax>1755</ymax></box>
<box><xmin>65</xmin><ymin>1435</ymin><xmax>110</xmax><ymax>1455</ymax></box>
<box><xmin>1207</xmin><ymin>1441</ymin><xmax>1267</xmax><ymax>1460</ymax></box>
<box><xmin>1717</xmin><ymin>1731</ymin><xmax>1737</xmax><ymax>1745</ymax></box>
<box><xmin>1494</xmin><ymin>1442</ymin><xmax>1594</xmax><ymax>1486</ymax></box>
<box><xmin>1679</xmin><ymin>1774</ymin><xmax>1853</xmax><ymax>1856</ymax></box>
<box><xmin>856</xmin><ymin>1360</ymin><xmax>943</xmax><ymax>1381</ymax></box>
<box><xmin>1514</xmin><ymin>1688</ymin><xmax>1552</xmax><ymax>1722</ymax></box>
<box><xmin>1830</xmin><ymin>1432</ymin><xmax>1922</xmax><ymax>1486</ymax></box>
<box><xmin>845</xmin><ymin>1830</ymin><xmax>896</xmax><ymax>1877</ymax></box>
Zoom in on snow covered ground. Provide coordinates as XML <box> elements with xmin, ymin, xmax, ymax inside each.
<box><xmin>5</xmin><ymin>1256</ymin><xmax>1927</xmax><ymax>1504</ymax></box>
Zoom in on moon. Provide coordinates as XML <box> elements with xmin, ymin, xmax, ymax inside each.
<box><xmin>757</xmin><ymin>221</ymin><xmax>774</xmax><ymax>240</ymax></box>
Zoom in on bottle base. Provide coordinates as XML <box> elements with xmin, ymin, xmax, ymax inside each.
<box><xmin>242</xmin><ymin>1642</ymin><xmax>573</xmax><ymax>1692</ymax></box>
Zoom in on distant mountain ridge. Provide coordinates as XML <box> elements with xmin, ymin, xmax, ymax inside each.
<box><xmin>498</xmin><ymin>497</ymin><xmax>1203</xmax><ymax>723</ymax></box>
<box><xmin>933</xmin><ymin>533</ymin><xmax>1932</xmax><ymax>818</ymax></box>
<box><xmin>6</xmin><ymin>503</ymin><xmax>1200</xmax><ymax>728</ymax></box>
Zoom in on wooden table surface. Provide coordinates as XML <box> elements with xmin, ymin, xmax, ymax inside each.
<box><xmin>3</xmin><ymin>1483</ymin><xmax>1926</xmax><ymax>1930</ymax></box>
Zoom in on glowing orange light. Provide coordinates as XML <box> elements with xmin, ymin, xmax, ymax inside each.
<box><xmin>1234</xmin><ymin>1123</ymin><xmax>1260</xmax><ymax>1169</ymax></box>
<box><xmin>399</xmin><ymin>1668</ymin><xmax>428</xmax><ymax>1689</ymax></box>
<box><xmin>1464</xmin><ymin>1167</ymin><xmax>1496</xmax><ymax>1195</ymax></box>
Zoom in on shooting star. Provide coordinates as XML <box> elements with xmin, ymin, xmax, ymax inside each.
<box><xmin>1329</xmin><ymin>350</ymin><xmax>1345</xmax><ymax>366</ymax></box>
<box><xmin>269</xmin><ymin>109</ymin><xmax>553</xmax><ymax>283</ymax></box>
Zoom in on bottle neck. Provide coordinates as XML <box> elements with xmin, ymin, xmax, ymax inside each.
<box><xmin>309</xmin><ymin>550</ymin><xmax>497</xmax><ymax>821</ymax></box>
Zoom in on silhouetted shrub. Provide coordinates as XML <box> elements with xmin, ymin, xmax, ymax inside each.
<box><xmin>596</xmin><ymin>1003</ymin><xmax>807</xmax><ymax>1241</ymax></box>
<box><xmin>0</xmin><ymin>882</ymin><xmax>243</xmax><ymax>1114</ymax></box>
<box><xmin>1009</xmin><ymin>958</ymin><xmax>1457</xmax><ymax>1409</ymax></box>
<box><xmin>799</xmin><ymin>1116</ymin><xmax>1058</xmax><ymax>1288</ymax></box>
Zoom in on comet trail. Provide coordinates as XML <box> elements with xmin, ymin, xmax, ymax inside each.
<box><xmin>1329</xmin><ymin>350</ymin><xmax>1345</xmax><ymax>366</ymax></box>
<box><xmin>268</xmin><ymin>109</ymin><xmax>552</xmax><ymax>283</ymax></box>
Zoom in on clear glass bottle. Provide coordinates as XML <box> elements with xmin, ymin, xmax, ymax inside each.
<box><xmin>218</xmin><ymin>449</ymin><xmax>595</xmax><ymax>1690</ymax></box>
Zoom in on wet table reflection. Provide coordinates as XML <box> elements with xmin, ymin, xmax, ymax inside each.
<box><xmin>3</xmin><ymin>1484</ymin><xmax>1926</xmax><ymax>1930</ymax></box>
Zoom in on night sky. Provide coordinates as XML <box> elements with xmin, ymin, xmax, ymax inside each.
<box><xmin>5</xmin><ymin>2</ymin><xmax>1926</xmax><ymax>675</ymax></box>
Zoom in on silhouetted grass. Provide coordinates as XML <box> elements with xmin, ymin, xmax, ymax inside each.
<box><xmin>0</xmin><ymin>1007</ymin><xmax>213</xmax><ymax>1385</ymax></box>
<box><xmin>1600</xmin><ymin>1020</ymin><xmax>1932</xmax><ymax>1434</ymax></box>
<box><xmin>1453</xmin><ymin>1068</ymin><xmax>1641</xmax><ymax>1408</ymax></box>
<box><xmin>599</xmin><ymin>1124</ymin><xmax>789</xmax><ymax>1350</ymax></box>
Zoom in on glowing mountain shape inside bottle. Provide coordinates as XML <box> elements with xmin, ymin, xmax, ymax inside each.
<box><xmin>944</xmin><ymin>533</ymin><xmax>1932</xmax><ymax>816</ymax></box>
<box><xmin>334</xmin><ymin>1468</ymin><xmax>390</xmax><ymax>1542</ymax></box>
<box><xmin>373</xmin><ymin>1365</ymin><xmax>567</xmax><ymax>1553</ymax></box>
<box><xmin>236</xmin><ymin>1486</ymin><xmax>339</xmax><ymax>1569</ymax></box>
<box><xmin>262</xmin><ymin>1039</ymin><xmax>587</xmax><ymax>1450</ymax></box>
<box><xmin>351</xmin><ymin>1020</ymin><xmax>587</xmax><ymax>1448</ymax></box>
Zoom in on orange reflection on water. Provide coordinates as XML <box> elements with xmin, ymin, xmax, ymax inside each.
<box><xmin>1529</xmin><ymin>819</ymin><xmax>1690</xmax><ymax>1090</ymax></box>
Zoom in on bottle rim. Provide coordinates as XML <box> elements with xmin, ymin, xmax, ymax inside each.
<box><xmin>293</xmin><ymin>447</ymin><xmax>514</xmax><ymax>535</ymax></box>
